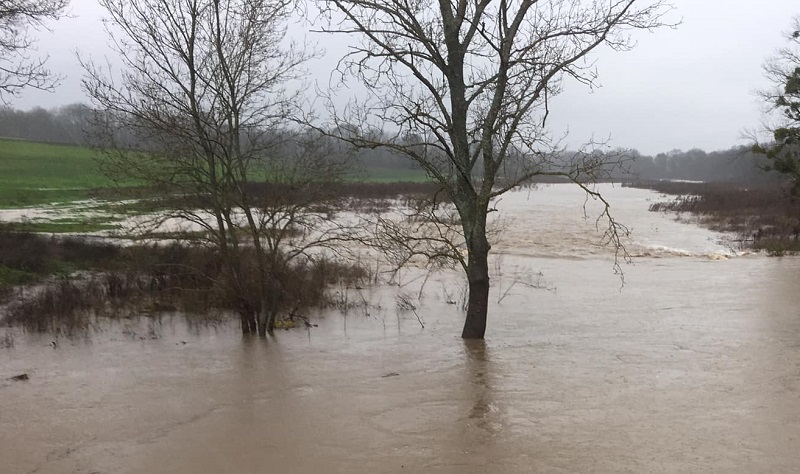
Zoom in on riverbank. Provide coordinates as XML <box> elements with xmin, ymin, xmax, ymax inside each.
<box><xmin>625</xmin><ymin>181</ymin><xmax>800</xmax><ymax>254</ymax></box>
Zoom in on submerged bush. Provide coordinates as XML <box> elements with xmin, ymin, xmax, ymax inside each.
<box><xmin>0</xmin><ymin>233</ymin><xmax>371</xmax><ymax>335</ymax></box>
<box><xmin>629</xmin><ymin>181</ymin><xmax>800</xmax><ymax>252</ymax></box>
<box><xmin>0</xmin><ymin>228</ymin><xmax>51</xmax><ymax>274</ymax></box>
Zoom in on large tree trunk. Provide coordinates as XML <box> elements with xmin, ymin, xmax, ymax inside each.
<box><xmin>462</xmin><ymin>234</ymin><xmax>490</xmax><ymax>339</ymax></box>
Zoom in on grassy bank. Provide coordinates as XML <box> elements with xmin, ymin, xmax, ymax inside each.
<box><xmin>0</xmin><ymin>229</ymin><xmax>124</xmax><ymax>301</ymax></box>
<box><xmin>628</xmin><ymin>181</ymin><xmax>800</xmax><ymax>254</ymax></box>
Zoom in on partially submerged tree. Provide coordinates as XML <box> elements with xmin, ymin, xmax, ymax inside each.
<box><xmin>314</xmin><ymin>0</ymin><xmax>673</xmax><ymax>338</ymax></box>
<box><xmin>754</xmin><ymin>16</ymin><xmax>800</xmax><ymax>192</ymax></box>
<box><xmin>0</xmin><ymin>0</ymin><xmax>68</xmax><ymax>101</ymax></box>
<box><xmin>84</xmin><ymin>0</ymin><xmax>350</xmax><ymax>335</ymax></box>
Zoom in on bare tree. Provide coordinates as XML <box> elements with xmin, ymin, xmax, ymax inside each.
<box><xmin>313</xmin><ymin>0</ymin><xmax>674</xmax><ymax>338</ymax></box>
<box><xmin>0</xmin><ymin>0</ymin><xmax>68</xmax><ymax>101</ymax></box>
<box><xmin>83</xmin><ymin>0</ymin><xmax>349</xmax><ymax>335</ymax></box>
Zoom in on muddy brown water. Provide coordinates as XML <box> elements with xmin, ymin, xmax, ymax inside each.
<box><xmin>2</xmin><ymin>184</ymin><xmax>800</xmax><ymax>473</ymax></box>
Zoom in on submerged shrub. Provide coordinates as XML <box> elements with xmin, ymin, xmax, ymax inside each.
<box><xmin>5</xmin><ymin>278</ymin><xmax>99</xmax><ymax>335</ymax></box>
<box><xmin>0</xmin><ymin>228</ymin><xmax>51</xmax><ymax>274</ymax></box>
<box><xmin>630</xmin><ymin>181</ymin><xmax>800</xmax><ymax>252</ymax></box>
<box><xmin>1</xmin><ymin>238</ymin><xmax>371</xmax><ymax>335</ymax></box>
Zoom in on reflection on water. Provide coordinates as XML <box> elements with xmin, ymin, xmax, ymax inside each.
<box><xmin>464</xmin><ymin>340</ymin><xmax>500</xmax><ymax>433</ymax></box>
<box><xmin>2</xmin><ymin>184</ymin><xmax>800</xmax><ymax>473</ymax></box>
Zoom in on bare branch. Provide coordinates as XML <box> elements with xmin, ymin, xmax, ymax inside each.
<box><xmin>0</xmin><ymin>0</ymin><xmax>68</xmax><ymax>101</ymax></box>
<box><xmin>311</xmin><ymin>0</ymin><xmax>673</xmax><ymax>338</ymax></box>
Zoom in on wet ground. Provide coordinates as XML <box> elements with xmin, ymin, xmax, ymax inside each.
<box><xmin>2</xmin><ymin>185</ymin><xmax>800</xmax><ymax>473</ymax></box>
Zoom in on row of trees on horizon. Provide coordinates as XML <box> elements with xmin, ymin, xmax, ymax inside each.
<box><xmin>0</xmin><ymin>103</ymin><xmax>780</xmax><ymax>185</ymax></box>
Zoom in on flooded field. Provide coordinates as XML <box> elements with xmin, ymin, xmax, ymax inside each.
<box><xmin>2</xmin><ymin>184</ymin><xmax>800</xmax><ymax>473</ymax></box>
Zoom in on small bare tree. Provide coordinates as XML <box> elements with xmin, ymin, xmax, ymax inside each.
<box><xmin>0</xmin><ymin>0</ymin><xmax>68</xmax><ymax>101</ymax></box>
<box><xmin>313</xmin><ymin>0</ymin><xmax>674</xmax><ymax>338</ymax></box>
<box><xmin>83</xmin><ymin>0</ymin><xmax>350</xmax><ymax>335</ymax></box>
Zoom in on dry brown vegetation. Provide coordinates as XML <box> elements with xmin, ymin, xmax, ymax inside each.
<box><xmin>0</xmin><ymin>229</ymin><xmax>370</xmax><ymax>336</ymax></box>
<box><xmin>0</xmin><ymin>181</ymin><xmax>443</xmax><ymax>337</ymax></box>
<box><xmin>627</xmin><ymin>181</ymin><xmax>800</xmax><ymax>254</ymax></box>
<box><xmin>137</xmin><ymin>181</ymin><xmax>444</xmax><ymax>213</ymax></box>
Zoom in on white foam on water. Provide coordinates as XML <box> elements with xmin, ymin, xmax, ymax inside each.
<box><xmin>491</xmin><ymin>183</ymin><xmax>740</xmax><ymax>260</ymax></box>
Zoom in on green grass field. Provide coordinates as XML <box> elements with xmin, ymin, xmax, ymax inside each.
<box><xmin>0</xmin><ymin>137</ymin><xmax>431</xmax><ymax>219</ymax></box>
<box><xmin>0</xmin><ymin>139</ymin><xmax>433</xmax><ymax>233</ymax></box>
<box><xmin>0</xmin><ymin>138</ymin><xmax>120</xmax><ymax>207</ymax></box>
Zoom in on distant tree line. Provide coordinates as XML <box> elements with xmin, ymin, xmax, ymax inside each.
<box><xmin>0</xmin><ymin>103</ymin><xmax>92</xmax><ymax>145</ymax></box>
<box><xmin>0</xmin><ymin>103</ymin><xmax>784</xmax><ymax>186</ymax></box>
<box><xmin>0</xmin><ymin>103</ymin><xmax>420</xmax><ymax>171</ymax></box>
<box><xmin>626</xmin><ymin>147</ymin><xmax>781</xmax><ymax>184</ymax></box>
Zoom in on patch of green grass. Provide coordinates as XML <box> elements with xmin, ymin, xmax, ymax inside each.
<box><xmin>0</xmin><ymin>139</ymin><xmax>433</xmax><ymax>210</ymax></box>
<box><xmin>0</xmin><ymin>139</ymin><xmax>135</xmax><ymax>208</ymax></box>
<box><xmin>0</xmin><ymin>265</ymin><xmax>39</xmax><ymax>301</ymax></box>
<box><xmin>0</xmin><ymin>265</ymin><xmax>40</xmax><ymax>286</ymax></box>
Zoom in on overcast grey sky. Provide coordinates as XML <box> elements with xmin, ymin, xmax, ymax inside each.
<box><xmin>10</xmin><ymin>0</ymin><xmax>800</xmax><ymax>155</ymax></box>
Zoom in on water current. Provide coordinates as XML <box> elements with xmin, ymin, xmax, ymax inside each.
<box><xmin>2</xmin><ymin>183</ymin><xmax>800</xmax><ymax>473</ymax></box>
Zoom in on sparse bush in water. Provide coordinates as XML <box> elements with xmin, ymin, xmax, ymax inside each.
<box><xmin>0</xmin><ymin>331</ymin><xmax>14</xmax><ymax>349</ymax></box>
<box><xmin>5</xmin><ymin>278</ymin><xmax>100</xmax><ymax>335</ymax></box>
<box><xmin>628</xmin><ymin>181</ymin><xmax>800</xmax><ymax>252</ymax></box>
<box><xmin>0</xmin><ymin>232</ymin><xmax>372</xmax><ymax>335</ymax></box>
<box><xmin>0</xmin><ymin>228</ymin><xmax>51</xmax><ymax>274</ymax></box>
<box><xmin>752</xmin><ymin>238</ymin><xmax>800</xmax><ymax>256</ymax></box>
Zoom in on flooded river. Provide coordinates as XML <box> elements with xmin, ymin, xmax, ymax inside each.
<box><xmin>2</xmin><ymin>184</ymin><xmax>800</xmax><ymax>473</ymax></box>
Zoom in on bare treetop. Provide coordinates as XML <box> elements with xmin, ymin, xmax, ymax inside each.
<box><xmin>83</xmin><ymin>0</ymin><xmax>346</xmax><ymax>336</ymax></box>
<box><xmin>314</xmin><ymin>0</ymin><xmax>675</xmax><ymax>338</ymax></box>
<box><xmin>318</xmin><ymin>0</ymin><xmax>673</xmax><ymax>189</ymax></box>
<box><xmin>753</xmin><ymin>15</ymin><xmax>800</xmax><ymax>191</ymax></box>
<box><xmin>87</xmin><ymin>0</ymin><xmax>306</xmax><ymax>142</ymax></box>
<box><xmin>0</xmin><ymin>0</ymin><xmax>68</xmax><ymax>101</ymax></box>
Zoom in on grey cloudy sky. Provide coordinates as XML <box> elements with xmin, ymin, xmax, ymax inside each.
<box><xmin>11</xmin><ymin>0</ymin><xmax>800</xmax><ymax>156</ymax></box>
